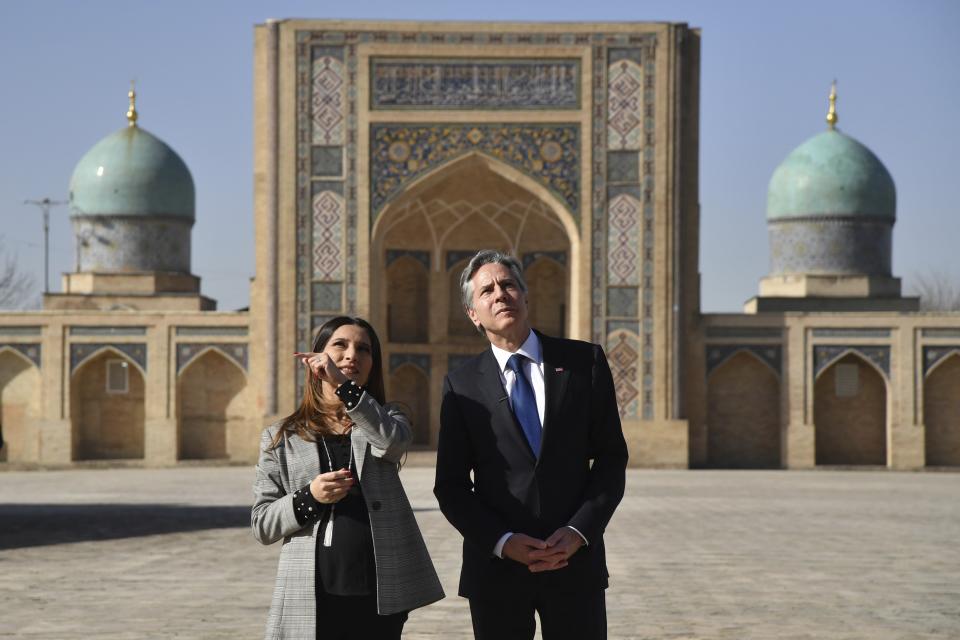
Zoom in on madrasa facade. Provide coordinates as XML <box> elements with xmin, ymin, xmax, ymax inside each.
<box><xmin>1</xmin><ymin>20</ymin><xmax>958</xmax><ymax>469</ymax></box>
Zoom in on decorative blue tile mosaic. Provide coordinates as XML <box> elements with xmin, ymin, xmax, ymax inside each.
<box><xmin>371</xmin><ymin>58</ymin><xmax>580</xmax><ymax>110</ymax></box>
<box><xmin>370</xmin><ymin>123</ymin><xmax>580</xmax><ymax>220</ymax></box>
<box><xmin>176</xmin><ymin>343</ymin><xmax>248</xmax><ymax>374</ymax></box>
<box><xmin>0</xmin><ymin>343</ymin><xmax>41</xmax><ymax>367</ymax></box>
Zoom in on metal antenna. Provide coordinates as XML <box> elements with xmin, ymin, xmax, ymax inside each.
<box><xmin>23</xmin><ymin>197</ymin><xmax>67</xmax><ymax>294</ymax></box>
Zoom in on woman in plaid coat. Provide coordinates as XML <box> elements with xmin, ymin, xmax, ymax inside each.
<box><xmin>252</xmin><ymin>316</ymin><xmax>444</xmax><ymax>639</ymax></box>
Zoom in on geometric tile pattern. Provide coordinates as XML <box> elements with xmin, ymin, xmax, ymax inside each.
<box><xmin>70</xmin><ymin>343</ymin><xmax>146</xmax><ymax>374</ymax></box>
<box><xmin>923</xmin><ymin>346</ymin><xmax>960</xmax><ymax>376</ymax></box>
<box><xmin>811</xmin><ymin>328</ymin><xmax>891</xmax><ymax>338</ymax></box>
<box><xmin>312</xmin><ymin>146</ymin><xmax>343</xmax><ymax>177</ymax></box>
<box><xmin>608</xmin><ymin>150</ymin><xmax>640</xmax><ymax>183</ymax></box>
<box><xmin>607</xmin><ymin>59</ymin><xmax>644</xmax><ymax>150</ymax></box>
<box><xmin>371</xmin><ymin>58</ymin><xmax>580</xmax><ymax>110</ymax></box>
<box><xmin>311</xmin><ymin>282</ymin><xmax>342</xmax><ymax>312</ymax></box>
<box><xmin>311</xmin><ymin>55</ymin><xmax>344</xmax><ymax>145</ymax></box>
<box><xmin>389</xmin><ymin>353</ymin><xmax>431</xmax><ymax>375</ymax></box>
<box><xmin>607</xmin><ymin>287</ymin><xmax>639</xmax><ymax>317</ymax></box>
<box><xmin>370</xmin><ymin>123</ymin><xmax>580</xmax><ymax>219</ymax></box>
<box><xmin>386</xmin><ymin>250</ymin><xmax>431</xmax><ymax>270</ymax></box>
<box><xmin>607</xmin><ymin>194</ymin><xmax>641</xmax><ymax>286</ymax></box>
<box><xmin>607</xmin><ymin>330</ymin><xmax>640</xmax><ymax>419</ymax></box>
<box><xmin>69</xmin><ymin>326</ymin><xmax>147</xmax><ymax>336</ymax></box>
<box><xmin>312</xmin><ymin>190</ymin><xmax>344</xmax><ymax>280</ymax></box>
<box><xmin>769</xmin><ymin>218</ymin><xmax>893</xmax><ymax>276</ymax></box>
<box><xmin>176</xmin><ymin>343</ymin><xmax>249</xmax><ymax>374</ymax></box>
<box><xmin>813</xmin><ymin>345</ymin><xmax>890</xmax><ymax>379</ymax></box>
<box><xmin>706</xmin><ymin>344</ymin><xmax>782</xmax><ymax>377</ymax></box>
<box><xmin>0</xmin><ymin>343</ymin><xmax>41</xmax><ymax>367</ymax></box>
<box><xmin>174</xmin><ymin>326</ymin><xmax>249</xmax><ymax>337</ymax></box>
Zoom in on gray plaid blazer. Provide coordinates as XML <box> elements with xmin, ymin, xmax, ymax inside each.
<box><xmin>252</xmin><ymin>393</ymin><xmax>444</xmax><ymax>639</ymax></box>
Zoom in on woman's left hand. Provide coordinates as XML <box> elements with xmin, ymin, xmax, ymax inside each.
<box><xmin>294</xmin><ymin>352</ymin><xmax>349</xmax><ymax>386</ymax></box>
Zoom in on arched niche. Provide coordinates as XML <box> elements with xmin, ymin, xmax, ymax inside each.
<box><xmin>0</xmin><ymin>349</ymin><xmax>41</xmax><ymax>463</ymax></box>
<box><xmin>924</xmin><ymin>352</ymin><xmax>960</xmax><ymax>466</ymax></box>
<box><xmin>705</xmin><ymin>350</ymin><xmax>781</xmax><ymax>468</ymax></box>
<box><xmin>177</xmin><ymin>348</ymin><xmax>250</xmax><ymax>460</ymax></box>
<box><xmin>386</xmin><ymin>254</ymin><xmax>429</xmax><ymax>344</ymax></box>
<box><xmin>524</xmin><ymin>255</ymin><xmax>567</xmax><ymax>339</ymax></box>
<box><xmin>447</xmin><ymin>257</ymin><xmax>488</xmax><ymax>345</ymax></box>
<box><xmin>71</xmin><ymin>348</ymin><xmax>145</xmax><ymax>460</ymax></box>
<box><xmin>371</xmin><ymin>152</ymin><xmax>578</xmax><ymax>343</ymax></box>
<box><xmin>389</xmin><ymin>363</ymin><xmax>431</xmax><ymax>446</ymax></box>
<box><xmin>813</xmin><ymin>353</ymin><xmax>887</xmax><ymax>466</ymax></box>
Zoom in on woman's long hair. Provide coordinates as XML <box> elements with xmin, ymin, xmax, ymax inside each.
<box><xmin>270</xmin><ymin>316</ymin><xmax>386</xmax><ymax>449</ymax></box>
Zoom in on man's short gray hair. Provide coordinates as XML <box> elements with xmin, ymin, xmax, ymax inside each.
<box><xmin>459</xmin><ymin>249</ymin><xmax>528</xmax><ymax>311</ymax></box>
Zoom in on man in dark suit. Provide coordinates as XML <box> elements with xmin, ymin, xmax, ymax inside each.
<box><xmin>434</xmin><ymin>249</ymin><xmax>628</xmax><ymax>640</ymax></box>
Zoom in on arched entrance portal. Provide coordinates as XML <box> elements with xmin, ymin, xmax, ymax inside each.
<box><xmin>814</xmin><ymin>353</ymin><xmax>887</xmax><ymax>466</ymax></box>
<box><xmin>706</xmin><ymin>351</ymin><xmax>781</xmax><ymax>468</ymax></box>
<box><xmin>924</xmin><ymin>353</ymin><xmax>960</xmax><ymax>466</ymax></box>
<box><xmin>71</xmin><ymin>350</ymin><xmax>145</xmax><ymax>460</ymax></box>
<box><xmin>177</xmin><ymin>349</ymin><xmax>249</xmax><ymax>460</ymax></box>
<box><xmin>372</xmin><ymin>153</ymin><xmax>576</xmax><ymax>446</ymax></box>
<box><xmin>0</xmin><ymin>349</ymin><xmax>41</xmax><ymax>463</ymax></box>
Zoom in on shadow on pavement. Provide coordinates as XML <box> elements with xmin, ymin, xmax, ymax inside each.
<box><xmin>0</xmin><ymin>503</ymin><xmax>440</xmax><ymax>550</ymax></box>
<box><xmin>0</xmin><ymin>504</ymin><xmax>251</xmax><ymax>550</ymax></box>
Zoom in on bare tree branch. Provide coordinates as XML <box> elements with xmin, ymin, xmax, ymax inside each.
<box><xmin>907</xmin><ymin>270</ymin><xmax>960</xmax><ymax>312</ymax></box>
<box><xmin>0</xmin><ymin>238</ymin><xmax>36</xmax><ymax>310</ymax></box>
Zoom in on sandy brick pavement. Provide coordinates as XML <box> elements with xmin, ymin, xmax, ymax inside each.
<box><xmin>0</xmin><ymin>466</ymin><xmax>957</xmax><ymax>639</ymax></box>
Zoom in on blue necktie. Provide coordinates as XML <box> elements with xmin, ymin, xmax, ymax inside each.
<box><xmin>506</xmin><ymin>354</ymin><xmax>542</xmax><ymax>458</ymax></box>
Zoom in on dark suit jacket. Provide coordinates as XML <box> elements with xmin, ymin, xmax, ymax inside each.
<box><xmin>434</xmin><ymin>330</ymin><xmax>628</xmax><ymax>599</ymax></box>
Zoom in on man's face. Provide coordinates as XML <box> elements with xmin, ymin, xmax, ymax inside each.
<box><xmin>466</xmin><ymin>262</ymin><xmax>530</xmax><ymax>339</ymax></box>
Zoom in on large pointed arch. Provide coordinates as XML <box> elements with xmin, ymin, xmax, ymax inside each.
<box><xmin>70</xmin><ymin>348</ymin><xmax>145</xmax><ymax>460</ymax></box>
<box><xmin>923</xmin><ymin>352</ymin><xmax>960</xmax><ymax>466</ymax></box>
<box><xmin>177</xmin><ymin>348</ymin><xmax>250</xmax><ymax>460</ymax></box>
<box><xmin>814</xmin><ymin>352</ymin><xmax>888</xmax><ymax>466</ymax></box>
<box><xmin>705</xmin><ymin>350</ymin><xmax>781</xmax><ymax>468</ymax></box>
<box><xmin>0</xmin><ymin>349</ymin><xmax>42</xmax><ymax>463</ymax></box>
<box><xmin>373</xmin><ymin>151</ymin><xmax>580</xmax><ymax>248</ymax></box>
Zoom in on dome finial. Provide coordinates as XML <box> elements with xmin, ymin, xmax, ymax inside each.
<box><xmin>826</xmin><ymin>79</ymin><xmax>838</xmax><ymax>130</ymax></box>
<box><xmin>126</xmin><ymin>80</ymin><xmax>138</xmax><ymax>128</ymax></box>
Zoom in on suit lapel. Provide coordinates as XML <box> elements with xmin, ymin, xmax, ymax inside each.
<box><xmin>477</xmin><ymin>348</ymin><xmax>537</xmax><ymax>463</ymax></box>
<box><xmin>538</xmin><ymin>331</ymin><xmax>570</xmax><ymax>458</ymax></box>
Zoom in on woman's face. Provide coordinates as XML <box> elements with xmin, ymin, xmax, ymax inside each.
<box><xmin>322</xmin><ymin>324</ymin><xmax>374</xmax><ymax>387</ymax></box>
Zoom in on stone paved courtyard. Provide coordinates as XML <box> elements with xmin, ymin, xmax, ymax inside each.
<box><xmin>0</xmin><ymin>464</ymin><xmax>958</xmax><ymax>639</ymax></box>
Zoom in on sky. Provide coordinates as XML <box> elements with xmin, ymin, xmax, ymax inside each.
<box><xmin>1</xmin><ymin>0</ymin><xmax>957</xmax><ymax>313</ymax></box>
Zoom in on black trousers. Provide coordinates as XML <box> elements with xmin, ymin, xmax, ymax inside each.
<box><xmin>469</xmin><ymin>588</ymin><xmax>607</xmax><ymax>640</ymax></box>
<box><xmin>315</xmin><ymin>591</ymin><xmax>407</xmax><ymax>640</ymax></box>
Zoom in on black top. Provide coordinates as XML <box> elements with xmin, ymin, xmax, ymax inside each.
<box><xmin>291</xmin><ymin>381</ymin><xmax>376</xmax><ymax>597</ymax></box>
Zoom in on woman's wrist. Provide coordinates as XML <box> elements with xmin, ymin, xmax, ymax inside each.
<box><xmin>334</xmin><ymin>379</ymin><xmax>364</xmax><ymax>410</ymax></box>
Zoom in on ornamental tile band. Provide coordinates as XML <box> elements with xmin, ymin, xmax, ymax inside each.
<box><xmin>0</xmin><ymin>343</ymin><xmax>41</xmax><ymax>367</ymax></box>
<box><xmin>607</xmin><ymin>330</ymin><xmax>640</xmax><ymax>419</ymax></box>
<box><xmin>607</xmin><ymin>193</ymin><xmax>641</xmax><ymax>286</ymax></box>
<box><xmin>389</xmin><ymin>353</ymin><xmax>431</xmax><ymax>375</ymax></box>
<box><xmin>370</xmin><ymin>123</ymin><xmax>580</xmax><ymax>220</ymax></box>
<box><xmin>312</xmin><ymin>190</ymin><xmax>345</xmax><ymax>280</ymax></box>
<box><xmin>312</xmin><ymin>52</ymin><xmax>345</xmax><ymax>145</ymax></box>
<box><xmin>177</xmin><ymin>343</ymin><xmax>249</xmax><ymax>374</ymax></box>
<box><xmin>70</xmin><ymin>343</ymin><xmax>146</xmax><ymax>373</ymax></box>
<box><xmin>813</xmin><ymin>345</ymin><xmax>890</xmax><ymax>378</ymax></box>
<box><xmin>706</xmin><ymin>345</ymin><xmax>782</xmax><ymax>376</ymax></box>
<box><xmin>607</xmin><ymin>58</ymin><xmax>644</xmax><ymax>150</ymax></box>
<box><xmin>370</xmin><ymin>58</ymin><xmax>580</xmax><ymax>110</ymax></box>
<box><xmin>923</xmin><ymin>346</ymin><xmax>960</xmax><ymax>375</ymax></box>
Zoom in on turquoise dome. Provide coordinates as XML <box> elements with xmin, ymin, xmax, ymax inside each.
<box><xmin>69</xmin><ymin>125</ymin><xmax>194</xmax><ymax>220</ymax></box>
<box><xmin>767</xmin><ymin>130</ymin><xmax>895</xmax><ymax>220</ymax></box>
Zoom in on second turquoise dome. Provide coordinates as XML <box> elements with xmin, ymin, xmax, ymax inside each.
<box><xmin>767</xmin><ymin>130</ymin><xmax>895</xmax><ymax>220</ymax></box>
<box><xmin>69</xmin><ymin>125</ymin><xmax>195</xmax><ymax>220</ymax></box>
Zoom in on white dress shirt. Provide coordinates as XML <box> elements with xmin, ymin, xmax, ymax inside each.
<box><xmin>489</xmin><ymin>330</ymin><xmax>588</xmax><ymax>558</ymax></box>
